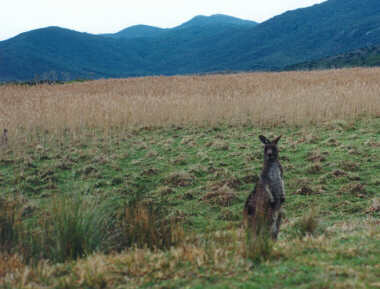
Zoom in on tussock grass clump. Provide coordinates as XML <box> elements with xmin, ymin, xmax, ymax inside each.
<box><xmin>293</xmin><ymin>207</ymin><xmax>320</xmax><ymax>237</ymax></box>
<box><xmin>0</xmin><ymin>194</ymin><xmax>185</xmax><ymax>264</ymax></box>
<box><xmin>20</xmin><ymin>194</ymin><xmax>111</xmax><ymax>263</ymax></box>
<box><xmin>0</xmin><ymin>197</ymin><xmax>24</xmax><ymax>252</ymax></box>
<box><xmin>245</xmin><ymin>217</ymin><xmax>275</xmax><ymax>264</ymax></box>
<box><xmin>113</xmin><ymin>202</ymin><xmax>184</xmax><ymax>251</ymax></box>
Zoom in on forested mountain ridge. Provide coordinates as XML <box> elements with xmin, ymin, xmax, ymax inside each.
<box><xmin>1</xmin><ymin>0</ymin><xmax>380</xmax><ymax>81</ymax></box>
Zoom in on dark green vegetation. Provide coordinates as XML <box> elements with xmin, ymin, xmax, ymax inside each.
<box><xmin>101</xmin><ymin>25</ymin><xmax>167</xmax><ymax>39</ymax></box>
<box><xmin>1</xmin><ymin>118</ymin><xmax>380</xmax><ymax>288</ymax></box>
<box><xmin>287</xmin><ymin>44</ymin><xmax>380</xmax><ymax>70</ymax></box>
<box><xmin>103</xmin><ymin>14</ymin><xmax>257</xmax><ymax>39</ymax></box>
<box><xmin>1</xmin><ymin>0</ymin><xmax>380</xmax><ymax>81</ymax></box>
<box><xmin>0</xmin><ymin>193</ymin><xmax>183</xmax><ymax>264</ymax></box>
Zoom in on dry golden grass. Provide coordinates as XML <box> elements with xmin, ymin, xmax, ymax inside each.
<box><xmin>0</xmin><ymin>68</ymin><xmax>380</xmax><ymax>141</ymax></box>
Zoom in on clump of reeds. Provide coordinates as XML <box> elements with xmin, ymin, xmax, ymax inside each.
<box><xmin>15</xmin><ymin>194</ymin><xmax>110</xmax><ymax>263</ymax></box>
<box><xmin>0</xmin><ymin>194</ymin><xmax>184</xmax><ymax>264</ymax></box>
<box><xmin>112</xmin><ymin>201</ymin><xmax>184</xmax><ymax>251</ymax></box>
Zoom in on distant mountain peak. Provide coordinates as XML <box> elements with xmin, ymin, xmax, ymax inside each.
<box><xmin>11</xmin><ymin>26</ymin><xmax>88</xmax><ymax>42</ymax></box>
<box><xmin>106</xmin><ymin>14</ymin><xmax>257</xmax><ymax>39</ymax></box>
<box><xmin>177</xmin><ymin>14</ymin><xmax>258</xmax><ymax>29</ymax></box>
<box><xmin>113</xmin><ymin>25</ymin><xmax>165</xmax><ymax>39</ymax></box>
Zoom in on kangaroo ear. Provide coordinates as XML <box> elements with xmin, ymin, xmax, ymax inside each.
<box><xmin>273</xmin><ymin>135</ymin><xmax>282</xmax><ymax>144</ymax></box>
<box><xmin>259</xmin><ymin>135</ymin><xmax>270</xmax><ymax>144</ymax></box>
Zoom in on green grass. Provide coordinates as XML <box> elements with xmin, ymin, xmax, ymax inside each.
<box><xmin>1</xmin><ymin>117</ymin><xmax>380</xmax><ymax>288</ymax></box>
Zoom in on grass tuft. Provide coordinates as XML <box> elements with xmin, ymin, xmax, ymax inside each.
<box><xmin>244</xmin><ymin>215</ymin><xmax>276</xmax><ymax>264</ymax></box>
<box><xmin>294</xmin><ymin>207</ymin><xmax>320</xmax><ymax>237</ymax></box>
<box><xmin>21</xmin><ymin>194</ymin><xmax>111</xmax><ymax>263</ymax></box>
<box><xmin>0</xmin><ymin>194</ymin><xmax>185</xmax><ymax>265</ymax></box>
<box><xmin>0</xmin><ymin>197</ymin><xmax>24</xmax><ymax>252</ymax></box>
<box><xmin>111</xmin><ymin>201</ymin><xmax>185</xmax><ymax>251</ymax></box>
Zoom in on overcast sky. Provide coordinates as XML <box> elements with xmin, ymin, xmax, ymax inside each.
<box><xmin>1</xmin><ymin>0</ymin><xmax>326</xmax><ymax>41</ymax></box>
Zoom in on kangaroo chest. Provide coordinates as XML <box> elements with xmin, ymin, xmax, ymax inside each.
<box><xmin>267</xmin><ymin>163</ymin><xmax>283</xmax><ymax>198</ymax></box>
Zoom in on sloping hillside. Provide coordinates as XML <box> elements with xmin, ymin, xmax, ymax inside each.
<box><xmin>285</xmin><ymin>45</ymin><xmax>380</xmax><ymax>70</ymax></box>
<box><xmin>217</xmin><ymin>0</ymin><xmax>380</xmax><ymax>70</ymax></box>
<box><xmin>0</xmin><ymin>27</ymin><xmax>150</xmax><ymax>81</ymax></box>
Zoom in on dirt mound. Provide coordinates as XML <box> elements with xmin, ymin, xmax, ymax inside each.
<box><xmin>202</xmin><ymin>184</ymin><xmax>238</xmax><ymax>207</ymax></box>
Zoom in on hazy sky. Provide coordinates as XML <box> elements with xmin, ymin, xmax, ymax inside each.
<box><xmin>1</xmin><ymin>0</ymin><xmax>326</xmax><ymax>41</ymax></box>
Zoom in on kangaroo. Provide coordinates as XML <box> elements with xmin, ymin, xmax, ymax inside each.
<box><xmin>1</xmin><ymin>129</ymin><xmax>8</xmax><ymax>146</ymax></box>
<box><xmin>243</xmin><ymin>135</ymin><xmax>285</xmax><ymax>240</ymax></box>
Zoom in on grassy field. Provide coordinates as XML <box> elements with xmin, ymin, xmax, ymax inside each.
<box><xmin>0</xmin><ymin>68</ymin><xmax>380</xmax><ymax>288</ymax></box>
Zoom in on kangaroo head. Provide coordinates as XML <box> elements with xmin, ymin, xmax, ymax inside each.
<box><xmin>259</xmin><ymin>135</ymin><xmax>281</xmax><ymax>162</ymax></box>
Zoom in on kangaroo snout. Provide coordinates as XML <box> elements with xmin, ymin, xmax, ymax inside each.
<box><xmin>267</xmin><ymin>148</ymin><xmax>273</xmax><ymax>157</ymax></box>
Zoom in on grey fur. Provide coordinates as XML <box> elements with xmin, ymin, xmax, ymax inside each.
<box><xmin>243</xmin><ymin>135</ymin><xmax>285</xmax><ymax>240</ymax></box>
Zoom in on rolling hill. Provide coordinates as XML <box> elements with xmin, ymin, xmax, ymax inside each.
<box><xmin>1</xmin><ymin>0</ymin><xmax>380</xmax><ymax>81</ymax></box>
<box><xmin>285</xmin><ymin>44</ymin><xmax>380</xmax><ymax>70</ymax></box>
<box><xmin>112</xmin><ymin>25</ymin><xmax>166</xmax><ymax>39</ymax></box>
<box><xmin>173</xmin><ymin>14</ymin><xmax>258</xmax><ymax>29</ymax></box>
<box><xmin>107</xmin><ymin>14</ymin><xmax>257</xmax><ymax>39</ymax></box>
<box><xmin>0</xmin><ymin>27</ymin><xmax>151</xmax><ymax>81</ymax></box>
